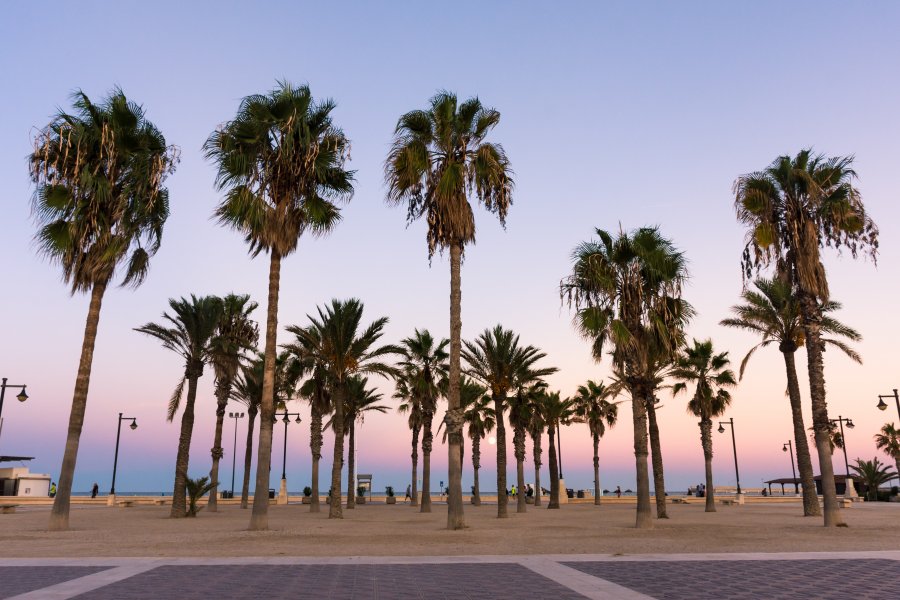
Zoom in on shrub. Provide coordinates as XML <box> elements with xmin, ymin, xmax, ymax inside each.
<box><xmin>185</xmin><ymin>476</ymin><xmax>216</xmax><ymax>517</ymax></box>
<box><xmin>386</xmin><ymin>486</ymin><xmax>395</xmax><ymax>497</ymax></box>
<box><xmin>303</xmin><ymin>486</ymin><xmax>312</xmax><ymax>497</ymax></box>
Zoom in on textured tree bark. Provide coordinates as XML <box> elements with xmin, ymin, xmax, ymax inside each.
<box><xmin>472</xmin><ymin>435</ymin><xmax>481</xmax><ymax>505</ymax></box>
<box><xmin>409</xmin><ymin>425</ymin><xmax>419</xmax><ymax>506</ymax></box>
<box><xmin>207</xmin><ymin>380</ymin><xmax>230</xmax><ymax>512</ymax></box>
<box><xmin>329</xmin><ymin>382</ymin><xmax>346</xmax><ymax>519</ymax></box>
<box><xmin>547</xmin><ymin>425</ymin><xmax>560</xmax><ymax>509</ymax></box>
<box><xmin>171</xmin><ymin>365</ymin><xmax>202</xmax><ymax>518</ymax></box>
<box><xmin>309</xmin><ymin>405</ymin><xmax>323</xmax><ymax>513</ymax></box>
<box><xmin>699</xmin><ymin>417</ymin><xmax>716</xmax><ymax>512</ymax></box>
<box><xmin>421</xmin><ymin>411</ymin><xmax>433</xmax><ymax>513</ymax></box>
<box><xmin>514</xmin><ymin>426</ymin><xmax>527</xmax><ymax>513</ymax></box>
<box><xmin>646</xmin><ymin>397</ymin><xmax>668</xmax><ymax>518</ymax></box>
<box><xmin>592</xmin><ymin>432</ymin><xmax>602</xmax><ymax>506</ymax></box>
<box><xmin>346</xmin><ymin>422</ymin><xmax>356</xmax><ymax>509</ymax></box>
<box><xmin>240</xmin><ymin>408</ymin><xmax>256</xmax><ymax>509</ymax></box>
<box><xmin>783</xmin><ymin>350</ymin><xmax>821</xmax><ymax>516</ymax></box>
<box><xmin>493</xmin><ymin>394</ymin><xmax>508</xmax><ymax>518</ymax></box>
<box><xmin>800</xmin><ymin>293</ymin><xmax>844</xmax><ymax>527</ymax></box>
<box><xmin>250</xmin><ymin>251</ymin><xmax>281</xmax><ymax>530</ymax></box>
<box><xmin>446</xmin><ymin>241</ymin><xmax>465</xmax><ymax>529</ymax></box>
<box><xmin>631</xmin><ymin>387</ymin><xmax>653</xmax><ymax>529</ymax></box>
<box><xmin>532</xmin><ymin>433</ymin><xmax>542</xmax><ymax>507</ymax></box>
<box><xmin>49</xmin><ymin>280</ymin><xmax>108</xmax><ymax>531</ymax></box>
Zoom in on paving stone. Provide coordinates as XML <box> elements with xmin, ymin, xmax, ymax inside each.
<box><xmin>563</xmin><ymin>559</ymin><xmax>900</xmax><ymax>600</ymax></box>
<box><xmin>0</xmin><ymin>566</ymin><xmax>110</xmax><ymax>599</ymax></box>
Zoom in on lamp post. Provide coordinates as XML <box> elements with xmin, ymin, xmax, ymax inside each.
<box><xmin>782</xmin><ymin>440</ymin><xmax>798</xmax><ymax>494</ymax></box>
<box><xmin>876</xmin><ymin>389</ymin><xmax>900</xmax><ymax>421</ymax></box>
<box><xmin>829</xmin><ymin>415</ymin><xmax>855</xmax><ymax>497</ymax></box>
<box><xmin>273</xmin><ymin>411</ymin><xmax>301</xmax><ymax>504</ymax></box>
<box><xmin>0</xmin><ymin>378</ymin><xmax>29</xmax><ymax>444</ymax></box>
<box><xmin>109</xmin><ymin>413</ymin><xmax>137</xmax><ymax>504</ymax></box>
<box><xmin>717</xmin><ymin>418</ymin><xmax>742</xmax><ymax>496</ymax></box>
<box><xmin>228</xmin><ymin>412</ymin><xmax>244</xmax><ymax>498</ymax></box>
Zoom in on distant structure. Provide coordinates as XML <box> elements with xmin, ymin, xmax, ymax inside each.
<box><xmin>0</xmin><ymin>456</ymin><xmax>50</xmax><ymax>497</ymax></box>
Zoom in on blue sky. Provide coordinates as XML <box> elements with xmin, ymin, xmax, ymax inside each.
<box><xmin>1</xmin><ymin>1</ymin><xmax>898</xmax><ymax>495</ymax></box>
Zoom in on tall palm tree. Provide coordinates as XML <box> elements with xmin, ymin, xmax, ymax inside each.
<box><xmin>398</xmin><ymin>330</ymin><xmax>449</xmax><ymax>513</ymax></box>
<box><xmin>734</xmin><ymin>149</ymin><xmax>878</xmax><ymax>527</ymax></box>
<box><xmin>874</xmin><ymin>423</ymin><xmax>900</xmax><ymax>485</ymax></box>
<box><xmin>205</xmin><ymin>82</ymin><xmax>354</xmax><ymax>530</ymax></box>
<box><xmin>206</xmin><ymin>294</ymin><xmax>258</xmax><ymax>512</ymax></box>
<box><xmin>135</xmin><ymin>295</ymin><xmax>223</xmax><ymax>517</ymax></box>
<box><xmin>30</xmin><ymin>89</ymin><xmax>176</xmax><ymax>531</ymax></box>
<box><xmin>537</xmin><ymin>391</ymin><xmax>575</xmax><ymax>509</ymax></box>
<box><xmin>394</xmin><ymin>372</ymin><xmax>422</xmax><ymax>507</ymax></box>
<box><xmin>386</xmin><ymin>91</ymin><xmax>513</xmax><ymax>530</ymax></box>
<box><xmin>461</xmin><ymin>378</ymin><xmax>493</xmax><ymax>506</ymax></box>
<box><xmin>671</xmin><ymin>339</ymin><xmax>737</xmax><ymax>512</ymax></box>
<box><xmin>850</xmin><ymin>457</ymin><xmax>897</xmax><ymax>501</ymax></box>
<box><xmin>291</xmin><ymin>299</ymin><xmax>399</xmax><ymax>518</ymax></box>
<box><xmin>562</xmin><ymin>227</ymin><xmax>691</xmax><ymax>529</ymax></box>
<box><xmin>572</xmin><ymin>380</ymin><xmax>619</xmax><ymax>506</ymax></box>
<box><xmin>721</xmin><ymin>278</ymin><xmax>862</xmax><ymax>516</ymax></box>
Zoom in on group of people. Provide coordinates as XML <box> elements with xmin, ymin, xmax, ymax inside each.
<box><xmin>506</xmin><ymin>484</ymin><xmax>534</xmax><ymax>497</ymax></box>
<box><xmin>688</xmin><ymin>483</ymin><xmax>707</xmax><ymax>498</ymax></box>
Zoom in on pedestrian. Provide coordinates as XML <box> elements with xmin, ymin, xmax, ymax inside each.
<box><xmin>91</xmin><ymin>483</ymin><xmax>99</xmax><ymax>499</ymax></box>
<box><xmin>49</xmin><ymin>482</ymin><xmax>57</xmax><ymax>497</ymax></box>
<box><xmin>405</xmin><ymin>484</ymin><xmax>411</xmax><ymax>503</ymax></box>
<box><xmin>615</xmin><ymin>485</ymin><xmax>622</xmax><ymax>498</ymax></box>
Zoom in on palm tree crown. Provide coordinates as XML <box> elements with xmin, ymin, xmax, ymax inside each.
<box><xmin>672</xmin><ymin>339</ymin><xmax>737</xmax><ymax>419</ymax></box>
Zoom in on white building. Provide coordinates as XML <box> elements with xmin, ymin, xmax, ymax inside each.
<box><xmin>0</xmin><ymin>458</ymin><xmax>51</xmax><ymax>497</ymax></box>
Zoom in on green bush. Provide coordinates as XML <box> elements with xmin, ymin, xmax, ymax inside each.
<box><xmin>386</xmin><ymin>486</ymin><xmax>394</xmax><ymax>497</ymax></box>
<box><xmin>185</xmin><ymin>476</ymin><xmax>216</xmax><ymax>517</ymax></box>
<box><xmin>303</xmin><ymin>486</ymin><xmax>312</xmax><ymax>497</ymax></box>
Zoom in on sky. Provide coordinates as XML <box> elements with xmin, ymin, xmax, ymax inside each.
<box><xmin>1</xmin><ymin>1</ymin><xmax>898</xmax><ymax>496</ymax></box>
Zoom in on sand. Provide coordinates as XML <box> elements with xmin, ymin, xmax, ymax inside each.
<box><xmin>2</xmin><ymin>501</ymin><xmax>899</xmax><ymax>558</ymax></box>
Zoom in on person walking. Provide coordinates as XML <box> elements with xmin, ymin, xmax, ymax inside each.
<box><xmin>91</xmin><ymin>483</ymin><xmax>99</xmax><ymax>499</ymax></box>
<box><xmin>405</xmin><ymin>484</ymin><xmax>411</xmax><ymax>503</ymax></box>
<box><xmin>49</xmin><ymin>482</ymin><xmax>57</xmax><ymax>497</ymax></box>
<box><xmin>615</xmin><ymin>486</ymin><xmax>622</xmax><ymax>498</ymax></box>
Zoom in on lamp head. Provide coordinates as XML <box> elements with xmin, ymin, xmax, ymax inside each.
<box><xmin>282</xmin><ymin>414</ymin><xmax>290</xmax><ymax>424</ymax></box>
<box><xmin>846</xmin><ymin>419</ymin><xmax>855</xmax><ymax>429</ymax></box>
<box><xmin>782</xmin><ymin>444</ymin><xmax>788</xmax><ymax>452</ymax></box>
<box><xmin>294</xmin><ymin>415</ymin><xmax>302</xmax><ymax>424</ymax></box>
<box><xmin>718</xmin><ymin>424</ymin><xmax>725</xmax><ymax>434</ymax></box>
<box><xmin>16</xmin><ymin>387</ymin><xmax>28</xmax><ymax>403</ymax></box>
<box><xmin>130</xmin><ymin>420</ymin><xmax>138</xmax><ymax>431</ymax></box>
<box><xmin>877</xmin><ymin>398</ymin><xmax>888</xmax><ymax>411</ymax></box>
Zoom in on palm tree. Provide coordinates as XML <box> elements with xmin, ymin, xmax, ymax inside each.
<box><xmin>30</xmin><ymin>89</ymin><xmax>176</xmax><ymax>530</ymax></box>
<box><xmin>562</xmin><ymin>227</ymin><xmax>691</xmax><ymax>529</ymax></box>
<box><xmin>671</xmin><ymin>339</ymin><xmax>737</xmax><ymax>512</ymax></box>
<box><xmin>527</xmin><ymin>391</ymin><xmax>547</xmax><ymax>507</ymax></box>
<box><xmin>721</xmin><ymin>278</ymin><xmax>862</xmax><ymax>516</ymax></box>
<box><xmin>874</xmin><ymin>423</ymin><xmax>900</xmax><ymax>486</ymax></box>
<box><xmin>135</xmin><ymin>295</ymin><xmax>223</xmax><ymax>517</ymax></box>
<box><xmin>386</xmin><ymin>91</ymin><xmax>513</xmax><ymax>530</ymax></box>
<box><xmin>509</xmin><ymin>377</ymin><xmax>556</xmax><ymax>514</ymax></box>
<box><xmin>292</xmin><ymin>299</ymin><xmax>399</xmax><ymax>518</ymax></box>
<box><xmin>572</xmin><ymin>380</ymin><xmax>619</xmax><ymax>506</ymax></box>
<box><xmin>398</xmin><ymin>330</ymin><xmax>449</xmax><ymax>513</ymax></box>
<box><xmin>205</xmin><ymin>82</ymin><xmax>354</xmax><ymax>531</ymax></box>
<box><xmin>206</xmin><ymin>294</ymin><xmax>258</xmax><ymax>512</ymax></box>
<box><xmin>232</xmin><ymin>359</ymin><xmax>262</xmax><ymax>509</ymax></box>
<box><xmin>461</xmin><ymin>378</ymin><xmax>493</xmax><ymax>506</ymax></box>
<box><xmin>734</xmin><ymin>150</ymin><xmax>878</xmax><ymax>527</ymax></box>
<box><xmin>537</xmin><ymin>391</ymin><xmax>575</xmax><ymax>509</ymax></box>
<box><xmin>850</xmin><ymin>457</ymin><xmax>897</xmax><ymax>501</ymax></box>
<box><xmin>394</xmin><ymin>372</ymin><xmax>422</xmax><ymax>507</ymax></box>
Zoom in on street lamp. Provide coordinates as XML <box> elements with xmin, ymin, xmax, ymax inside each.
<box><xmin>228</xmin><ymin>412</ymin><xmax>244</xmax><ymax>498</ymax></box>
<box><xmin>0</xmin><ymin>378</ymin><xmax>30</xmax><ymax>442</ymax></box>
<box><xmin>829</xmin><ymin>415</ymin><xmax>854</xmax><ymax>480</ymax></box>
<box><xmin>782</xmin><ymin>440</ymin><xmax>798</xmax><ymax>494</ymax></box>
<box><xmin>273</xmin><ymin>411</ymin><xmax>301</xmax><ymax>501</ymax></box>
<box><xmin>110</xmin><ymin>412</ymin><xmax>138</xmax><ymax>498</ymax></box>
<box><xmin>877</xmin><ymin>389</ymin><xmax>900</xmax><ymax>421</ymax></box>
<box><xmin>717</xmin><ymin>417</ymin><xmax>742</xmax><ymax>495</ymax></box>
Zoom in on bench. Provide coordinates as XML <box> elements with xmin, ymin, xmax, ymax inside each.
<box><xmin>118</xmin><ymin>500</ymin><xmax>135</xmax><ymax>508</ymax></box>
<box><xmin>672</xmin><ymin>498</ymin><xmax>691</xmax><ymax>504</ymax></box>
<box><xmin>720</xmin><ymin>498</ymin><xmax>736</xmax><ymax>506</ymax></box>
<box><xmin>840</xmin><ymin>498</ymin><xmax>853</xmax><ymax>508</ymax></box>
<box><xmin>153</xmin><ymin>499</ymin><xmax>167</xmax><ymax>506</ymax></box>
<box><xmin>1</xmin><ymin>504</ymin><xmax>19</xmax><ymax>514</ymax></box>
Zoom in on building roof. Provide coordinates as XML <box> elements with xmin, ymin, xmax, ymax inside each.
<box><xmin>0</xmin><ymin>456</ymin><xmax>34</xmax><ymax>463</ymax></box>
<box><xmin>765</xmin><ymin>474</ymin><xmax>862</xmax><ymax>484</ymax></box>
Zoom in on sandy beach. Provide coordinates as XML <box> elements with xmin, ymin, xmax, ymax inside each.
<box><xmin>3</xmin><ymin>501</ymin><xmax>898</xmax><ymax>558</ymax></box>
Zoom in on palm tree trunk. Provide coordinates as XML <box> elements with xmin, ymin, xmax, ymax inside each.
<box><xmin>346</xmin><ymin>422</ymin><xmax>356</xmax><ymax>509</ymax></box>
<box><xmin>207</xmin><ymin>381</ymin><xmax>230</xmax><ymax>512</ymax></box>
<box><xmin>631</xmin><ymin>386</ymin><xmax>653</xmax><ymax>529</ymax></box>
<box><xmin>592</xmin><ymin>431</ymin><xmax>601</xmax><ymax>506</ymax></box>
<box><xmin>646</xmin><ymin>397</ymin><xmax>668</xmax><ymax>518</ymax></box>
<box><xmin>493</xmin><ymin>395</ymin><xmax>508</xmax><ymax>518</ymax></box>
<box><xmin>309</xmin><ymin>405</ymin><xmax>322</xmax><ymax>513</ymax></box>
<box><xmin>49</xmin><ymin>279</ymin><xmax>108</xmax><ymax>531</ymax></box>
<box><xmin>700</xmin><ymin>417</ymin><xmax>716</xmax><ymax>512</ymax></box>
<box><xmin>446</xmin><ymin>240</ymin><xmax>465</xmax><ymax>530</ymax></box>
<box><xmin>533</xmin><ymin>433</ymin><xmax>542</xmax><ymax>507</ymax></box>
<box><xmin>240</xmin><ymin>408</ymin><xmax>256</xmax><ymax>509</ymax></box>
<box><xmin>250</xmin><ymin>250</ymin><xmax>282</xmax><ymax>531</ymax></box>
<box><xmin>472</xmin><ymin>435</ymin><xmax>481</xmax><ymax>505</ymax></box>
<box><xmin>410</xmin><ymin>424</ymin><xmax>419</xmax><ymax>506</ymax></box>
<box><xmin>800</xmin><ymin>293</ymin><xmax>844</xmax><ymax>527</ymax></box>
<box><xmin>514</xmin><ymin>426</ymin><xmax>527</xmax><ymax>513</ymax></box>
<box><xmin>547</xmin><ymin>425</ymin><xmax>560</xmax><ymax>509</ymax></box>
<box><xmin>783</xmin><ymin>350</ymin><xmax>821</xmax><ymax>516</ymax></box>
<box><xmin>329</xmin><ymin>382</ymin><xmax>345</xmax><ymax>519</ymax></box>
<box><xmin>421</xmin><ymin>412</ymin><xmax>433</xmax><ymax>513</ymax></box>
<box><xmin>171</xmin><ymin>367</ymin><xmax>201</xmax><ymax>518</ymax></box>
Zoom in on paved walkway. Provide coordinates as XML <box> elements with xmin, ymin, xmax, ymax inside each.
<box><xmin>2</xmin><ymin>552</ymin><xmax>898</xmax><ymax>599</ymax></box>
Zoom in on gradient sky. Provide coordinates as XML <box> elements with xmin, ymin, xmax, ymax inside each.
<box><xmin>1</xmin><ymin>1</ymin><xmax>898</xmax><ymax>496</ymax></box>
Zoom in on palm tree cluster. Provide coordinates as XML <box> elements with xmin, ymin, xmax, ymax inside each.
<box><xmin>31</xmin><ymin>83</ymin><xmax>878</xmax><ymax>535</ymax></box>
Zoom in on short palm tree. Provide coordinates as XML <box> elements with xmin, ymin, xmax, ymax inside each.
<box><xmin>874</xmin><ymin>423</ymin><xmax>900</xmax><ymax>485</ymax></box>
<box><xmin>734</xmin><ymin>149</ymin><xmax>878</xmax><ymax>527</ymax></box>
<box><xmin>537</xmin><ymin>391</ymin><xmax>575</xmax><ymax>509</ymax></box>
<box><xmin>509</xmin><ymin>365</ymin><xmax>556</xmax><ymax>514</ymax></box>
<box><xmin>721</xmin><ymin>278</ymin><xmax>861</xmax><ymax>516</ymax></box>
<box><xmin>572</xmin><ymin>380</ymin><xmax>619</xmax><ymax>506</ymax></box>
<box><xmin>527</xmin><ymin>390</ymin><xmax>547</xmax><ymax>507</ymax></box>
<box><xmin>562</xmin><ymin>227</ymin><xmax>691</xmax><ymax>529</ymax></box>
<box><xmin>30</xmin><ymin>89</ymin><xmax>176</xmax><ymax>530</ymax></box>
<box><xmin>135</xmin><ymin>295</ymin><xmax>223</xmax><ymax>518</ymax></box>
<box><xmin>850</xmin><ymin>457</ymin><xmax>897</xmax><ymax>501</ymax></box>
<box><xmin>398</xmin><ymin>330</ymin><xmax>449</xmax><ymax>513</ymax></box>
<box><xmin>205</xmin><ymin>82</ymin><xmax>354</xmax><ymax>531</ymax></box>
<box><xmin>232</xmin><ymin>358</ymin><xmax>262</xmax><ymax>509</ymax></box>
<box><xmin>206</xmin><ymin>294</ymin><xmax>258</xmax><ymax>512</ymax></box>
<box><xmin>394</xmin><ymin>372</ymin><xmax>422</xmax><ymax>507</ymax></box>
<box><xmin>461</xmin><ymin>378</ymin><xmax>493</xmax><ymax>506</ymax></box>
<box><xmin>386</xmin><ymin>91</ymin><xmax>513</xmax><ymax>530</ymax></box>
<box><xmin>671</xmin><ymin>339</ymin><xmax>737</xmax><ymax>512</ymax></box>
<box><xmin>292</xmin><ymin>299</ymin><xmax>399</xmax><ymax>518</ymax></box>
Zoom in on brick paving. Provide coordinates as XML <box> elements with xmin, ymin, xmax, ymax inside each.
<box><xmin>0</xmin><ymin>566</ymin><xmax>109</xmax><ymax>599</ymax></box>
<box><xmin>564</xmin><ymin>558</ymin><xmax>900</xmax><ymax>600</ymax></box>
<box><xmin>72</xmin><ymin>563</ymin><xmax>587</xmax><ymax>600</ymax></box>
